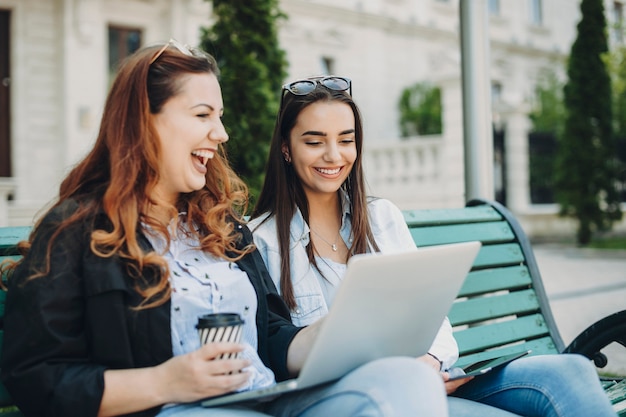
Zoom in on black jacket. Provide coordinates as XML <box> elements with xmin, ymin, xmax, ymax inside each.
<box><xmin>0</xmin><ymin>200</ymin><xmax>301</xmax><ymax>417</ymax></box>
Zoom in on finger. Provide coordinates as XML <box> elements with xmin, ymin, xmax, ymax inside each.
<box><xmin>199</xmin><ymin>342</ymin><xmax>246</xmax><ymax>359</ymax></box>
<box><xmin>204</xmin><ymin>357</ymin><xmax>252</xmax><ymax>376</ymax></box>
<box><xmin>198</xmin><ymin>370</ymin><xmax>252</xmax><ymax>399</ymax></box>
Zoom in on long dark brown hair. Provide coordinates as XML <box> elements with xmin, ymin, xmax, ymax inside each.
<box><xmin>251</xmin><ymin>84</ymin><xmax>379</xmax><ymax>310</ymax></box>
<box><xmin>3</xmin><ymin>42</ymin><xmax>251</xmax><ymax>307</ymax></box>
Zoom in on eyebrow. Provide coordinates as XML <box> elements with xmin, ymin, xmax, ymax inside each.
<box><xmin>191</xmin><ymin>103</ymin><xmax>224</xmax><ymax>113</ymax></box>
<box><xmin>301</xmin><ymin>128</ymin><xmax>355</xmax><ymax>137</ymax></box>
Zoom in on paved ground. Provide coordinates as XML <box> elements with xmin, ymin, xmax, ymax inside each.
<box><xmin>532</xmin><ymin>243</ymin><xmax>626</xmax><ymax>376</ymax></box>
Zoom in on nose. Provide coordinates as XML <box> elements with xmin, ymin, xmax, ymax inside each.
<box><xmin>323</xmin><ymin>141</ymin><xmax>341</xmax><ymax>162</ymax></box>
<box><xmin>209</xmin><ymin>119</ymin><xmax>229</xmax><ymax>143</ymax></box>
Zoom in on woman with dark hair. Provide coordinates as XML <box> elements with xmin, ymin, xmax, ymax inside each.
<box><xmin>0</xmin><ymin>45</ymin><xmax>448</xmax><ymax>417</ymax></box>
<box><xmin>249</xmin><ymin>76</ymin><xmax>617</xmax><ymax>417</ymax></box>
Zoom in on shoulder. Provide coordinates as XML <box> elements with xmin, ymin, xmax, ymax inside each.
<box><xmin>246</xmin><ymin>212</ymin><xmax>279</xmax><ymax>246</ymax></box>
<box><xmin>366</xmin><ymin>197</ymin><xmax>405</xmax><ymax>221</ymax></box>
<box><xmin>246</xmin><ymin>212</ymin><xmax>273</xmax><ymax>233</ymax></box>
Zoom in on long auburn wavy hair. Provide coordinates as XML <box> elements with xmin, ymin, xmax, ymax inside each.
<box><xmin>251</xmin><ymin>85</ymin><xmax>379</xmax><ymax>310</ymax></box>
<box><xmin>2</xmin><ymin>43</ymin><xmax>252</xmax><ymax>308</ymax></box>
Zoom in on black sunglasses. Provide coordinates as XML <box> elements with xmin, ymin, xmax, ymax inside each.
<box><xmin>282</xmin><ymin>76</ymin><xmax>352</xmax><ymax>97</ymax></box>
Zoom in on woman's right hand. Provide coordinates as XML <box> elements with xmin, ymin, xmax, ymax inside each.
<box><xmin>99</xmin><ymin>342</ymin><xmax>251</xmax><ymax>416</ymax></box>
<box><xmin>157</xmin><ymin>342</ymin><xmax>252</xmax><ymax>403</ymax></box>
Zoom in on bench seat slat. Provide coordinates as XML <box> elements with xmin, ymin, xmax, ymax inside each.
<box><xmin>410</xmin><ymin>221</ymin><xmax>515</xmax><ymax>246</ymax></box>
<box><xmin>449</xmin><ymin>289</ymin><xmax>540</xmax><ymax>326</ymax></box>
<box><xmin>459</xmin><ymin>265</ymin><xmax>532</xmax><ymax>297</ymax></box>
<box><xmin>454</xmin><ymin>314</ymin><xmax>551</xmax><ymax>353</ymax></box>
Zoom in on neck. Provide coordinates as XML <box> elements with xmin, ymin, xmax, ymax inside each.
<box><xmin>307</xmin><ymin>192</ymin><xmax>341</xmax><ymax>227</ymax></box>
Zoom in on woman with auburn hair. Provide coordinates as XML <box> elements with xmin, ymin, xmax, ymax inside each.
<box><xmin>249</xmin><ymin>76</ymin><xmax>617</xmax><ymax>417</ymax></box>
<box><xmin>0</xmin><ymin>42</ymin><xmax>449</xmax><ymax>417</ymax></box>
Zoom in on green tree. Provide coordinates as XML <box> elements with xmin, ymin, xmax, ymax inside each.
<box><xmin>200</xmin><ymin>0</ymin><xmax>287</xmax><ymax>204</ymax></box>
<box><xmin>398</xmin><ymin>82</ymin><xmax>442</xmax><ymax>137</ymax></box>
<box><xmin>528</xmin><ymin>70</ymin><xmax>566</xmax><ymax>204</ymax></box>
<box><xmin>556</xmin><ymin>0</ymin><xmax>622</xmax><ymax>245</ymax></box>
<box><xmin>529</xmin><ymin>70</ymin><xmax>566</xmax><ymax>137</ymax></box>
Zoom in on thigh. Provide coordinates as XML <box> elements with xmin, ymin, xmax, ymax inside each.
<box><xmin>157</xmin><ymin>402</ymin><xmax>271</xmax><ymax>417</ymax></box>
<box><xmin>447</xmin><ymin>397</ymin><xmax>521</xmax><ymax>417</ymax></box>
<box><xmin>453</xmin><ymin>354</ymin><xmax>615</xmax><ymax>417</ymax></box>
<box><xmin>264</xmin><ymin>357</ymin><xmax>448</xmax><ymax>417</ymax></box>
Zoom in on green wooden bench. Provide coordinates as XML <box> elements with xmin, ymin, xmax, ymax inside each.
<box><xmin>0</xmin><ymin>199</ymin><xmax>625</xmax><ymax>415</ymax></box>
<box><xmin>403</xmin><ymin>198</ymin><xmax>626</xmax><ymax>416</ymax></box>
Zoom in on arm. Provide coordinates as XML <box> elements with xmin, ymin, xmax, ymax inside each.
<box><xmin>427</xmin><ymin>317</ymin><xmax>459</xmax><ymax>371</ymax></box>
<box><xmin>99</xmin><ymin>343</ymin><xmax>250</xmax><ymax>416</ymax></box>
<box><xmin>1</xmin><ymin>211</ymin><xmax>109</xmax><ymax>416</ymax></box>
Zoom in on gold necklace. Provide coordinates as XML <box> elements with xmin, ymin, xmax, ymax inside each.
<box><xmin>310</xmin><ymin>227</ymin><xmax>340</xmax><ymax>252</ymax></box>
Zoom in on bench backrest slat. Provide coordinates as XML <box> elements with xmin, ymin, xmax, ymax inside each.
<box><xmin>459</xmin><ymin>265</ymin><xmax>532</xmax><ymax>297</ymax></box>
<box><xmin>449</xmin><ymin>288</ymin><xmax>540</xmax><ymax>326</ymax></box>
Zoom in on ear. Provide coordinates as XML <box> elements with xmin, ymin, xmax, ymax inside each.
<box><xmin>281</xmin><ymin>144</ymin><xmax>291</xmax><ymax>163</ymax></box>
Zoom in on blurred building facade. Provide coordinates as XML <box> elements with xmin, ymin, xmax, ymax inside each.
<box><xmin>0</xmin><ymin>0</ymin><xmax>624</xmax><ymax>238</ymax></box>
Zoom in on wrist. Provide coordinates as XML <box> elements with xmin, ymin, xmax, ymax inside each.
<box><xmin>427</xmin><ymin>352</ymin><xmax>443</xmax><ymax>371</ymax></box>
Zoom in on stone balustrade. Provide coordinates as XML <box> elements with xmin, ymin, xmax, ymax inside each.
<box><xmin>0</xmin><ymin>178</ymin><xmax>15</xmax><ymax>227</ymax></box>
<box><xmin>362</xmin><ymin>135</ymin><xmax>464</xmax><ymax>209</ymax></box>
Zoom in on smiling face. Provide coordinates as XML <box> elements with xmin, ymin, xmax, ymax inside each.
<box><xmin>152</xmin><ymin>72</ymin><xmax>228</xmax><ymax>205</ymax></box>
<box><xmin>285</xmin><ymin>100</ymin><xmax>357</xmax><ymax>199</ymax></box>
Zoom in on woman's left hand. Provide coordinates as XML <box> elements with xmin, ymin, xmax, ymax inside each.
<box><xmin>441</xmin><ymin>371</ymin><xmax>473</xmax><ymax>395</ymax></box>
<box><xmin>417</xmin><ymin>355</ymin><xmax>473</xmax><ymax>395</ymax></box>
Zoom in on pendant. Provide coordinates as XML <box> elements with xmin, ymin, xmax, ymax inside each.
<box><xmin>332</xmin><ymin>244</ymin><xmax>337</xmax><ymax>251</ymax></box>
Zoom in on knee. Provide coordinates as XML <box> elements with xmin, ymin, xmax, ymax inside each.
<box><xmin>523</xmin><ymin>353</ymin><xmax>598</xmax><ymax>383</ymax></box>
<box><xmin>359</xmin><ymin>357</ymin><xmax>444</xmax><ymax>390</ymax></box>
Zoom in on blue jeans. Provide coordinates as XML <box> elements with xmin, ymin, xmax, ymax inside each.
<box><xmin>157</xmin><ymin>357</ymin><xmax>448</xmax><ymax>416</ymax></box>
<box><xmin>451</xmin><ymin>353</ymin><xmax>616</xmax><ymax>417</ymax></box>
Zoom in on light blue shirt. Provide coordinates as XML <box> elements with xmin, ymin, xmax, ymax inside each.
<box><xmin>248</xmin><ymin>195</ymin><xmax>459</xmax><ymax>370</ymax></box>
<box><xmin>144</xmin><ymin>219</ymin><xmax>275</xmax><ymax>392</ymax></box>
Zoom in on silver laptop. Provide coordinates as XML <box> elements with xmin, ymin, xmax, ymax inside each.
<box><xmin>202</xmin><ymin>241</ymin><xmax>481</xmax><ymax>407</ymax></box>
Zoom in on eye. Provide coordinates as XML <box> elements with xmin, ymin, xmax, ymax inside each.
<box><xmin>340</xmin><ymin>137</ymin><xmax>355</xmax><ymax>144</ymax></box>
<box><xmin>197</xmin><ymin>113</ymin><xmax>210</xmax><ymax>119</ymax></box>
<box><xmin>305</xmin><ymin>141</ymin><xmax>323</xmax><ymax>146</ymax></box>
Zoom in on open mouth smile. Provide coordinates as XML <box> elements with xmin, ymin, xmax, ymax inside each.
<box><xmin>192</xmin><ymin>149</ymin><xmax>214</xmax><ymax>166</ymax></box>
<box><xmin>315</xmin><ymin>167</ymin><xmax>342</xmax><ymax>175</ymax></box>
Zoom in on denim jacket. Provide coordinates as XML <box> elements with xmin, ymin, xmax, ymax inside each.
<box><xmin>248</xmin><ymin>195</ymin><xmax>459</xmax><ymax>370</ymax></box>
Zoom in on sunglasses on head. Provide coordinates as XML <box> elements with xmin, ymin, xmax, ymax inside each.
<box><xmin>282</xmin><ymin>76</ymin><xmax>352</xmax><ymax>97</ymax></box>
<box><xmin>149</xmin><ymin>38</ymin><xmax>208</xmax><ymax>65</ymax></box>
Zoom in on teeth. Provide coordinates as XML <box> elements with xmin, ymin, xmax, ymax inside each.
<box><xmin>317</xmin><ymin>167</ymin><xmax>341</xmax><ymax>175</ymax></box>
<box><xmin>192</xmin><ymin>150</ymin><xmax>213</xmax><ymax>165</ymax></box>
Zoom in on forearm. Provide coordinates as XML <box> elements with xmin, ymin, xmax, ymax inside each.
<box><xmin>99</xmin><ymin>367</ymin><xmax>167</xmax><ymax>417</ymax></box>
<box><xmin>286</xmin><ymin>318</ymin><xmax>324</xmax><ymax>375</ymax></box>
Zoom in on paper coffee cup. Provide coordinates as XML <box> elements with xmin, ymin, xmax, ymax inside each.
<box><xmin>197</xmin><ymin>313</ymin><xmax>245</xmax><ymax>359</ymax></box>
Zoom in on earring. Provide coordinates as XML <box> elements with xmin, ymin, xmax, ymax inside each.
<box><xmin>283</xmin><ymin>153</ymin><xmax>291</xmax><ymax>163</ymax></box>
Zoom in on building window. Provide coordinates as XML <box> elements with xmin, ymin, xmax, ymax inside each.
<box><xmin>321</xmin><ymin>56</ymin><xmax>335</xmax><ymax>75</ymax></box>
<box><xmin>613</xmin><ymin>1</ymin><xmax>624</xmax><ymax>43</ymax></box>
<box><xmin>108</xmin><ymin>26</ymin><xmax>142</xmax><ymax>84</ymax></box>
<box><xmin>491</xmin><ymin>81</ymin><xmax>503</xmax><ymax>104</ymax></box>
<box><xmin>488</xmin><ymin>0</ymin><xmax>500</xmax><ymax>16</ymax></box>
<box><xmin>529</xmin><ymin>0</ymin><xmax>543</xmax><ymax>26</ymax></box>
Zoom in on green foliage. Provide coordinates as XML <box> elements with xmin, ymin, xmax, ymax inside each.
<box><xmin>605</xmin><ymin>44</ymin><xmax>626</xmax><ymax>137</ymax></box>
<box><xmin>398</xmin><ymin>82</ymin><xmax>442</xmax><ymax>137</ymax></box>
<box><xmin>527</xmin><ymin>71</ymin><xmax>565</xmax><ymax>204</ymax></box>
<box><xmin>529</xmin><ymin>70</ymin><xmax>566</xmax><ymax>137</ymax></box>
<box><xmin>200</xmin><ymin>0</ymin><xmax>287</xmax><ymax>204</ymax></box>
<box><xmin>557</xmin><ymin>0</ymin><xmax>622</xmax><ymax>245</ymax></box>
